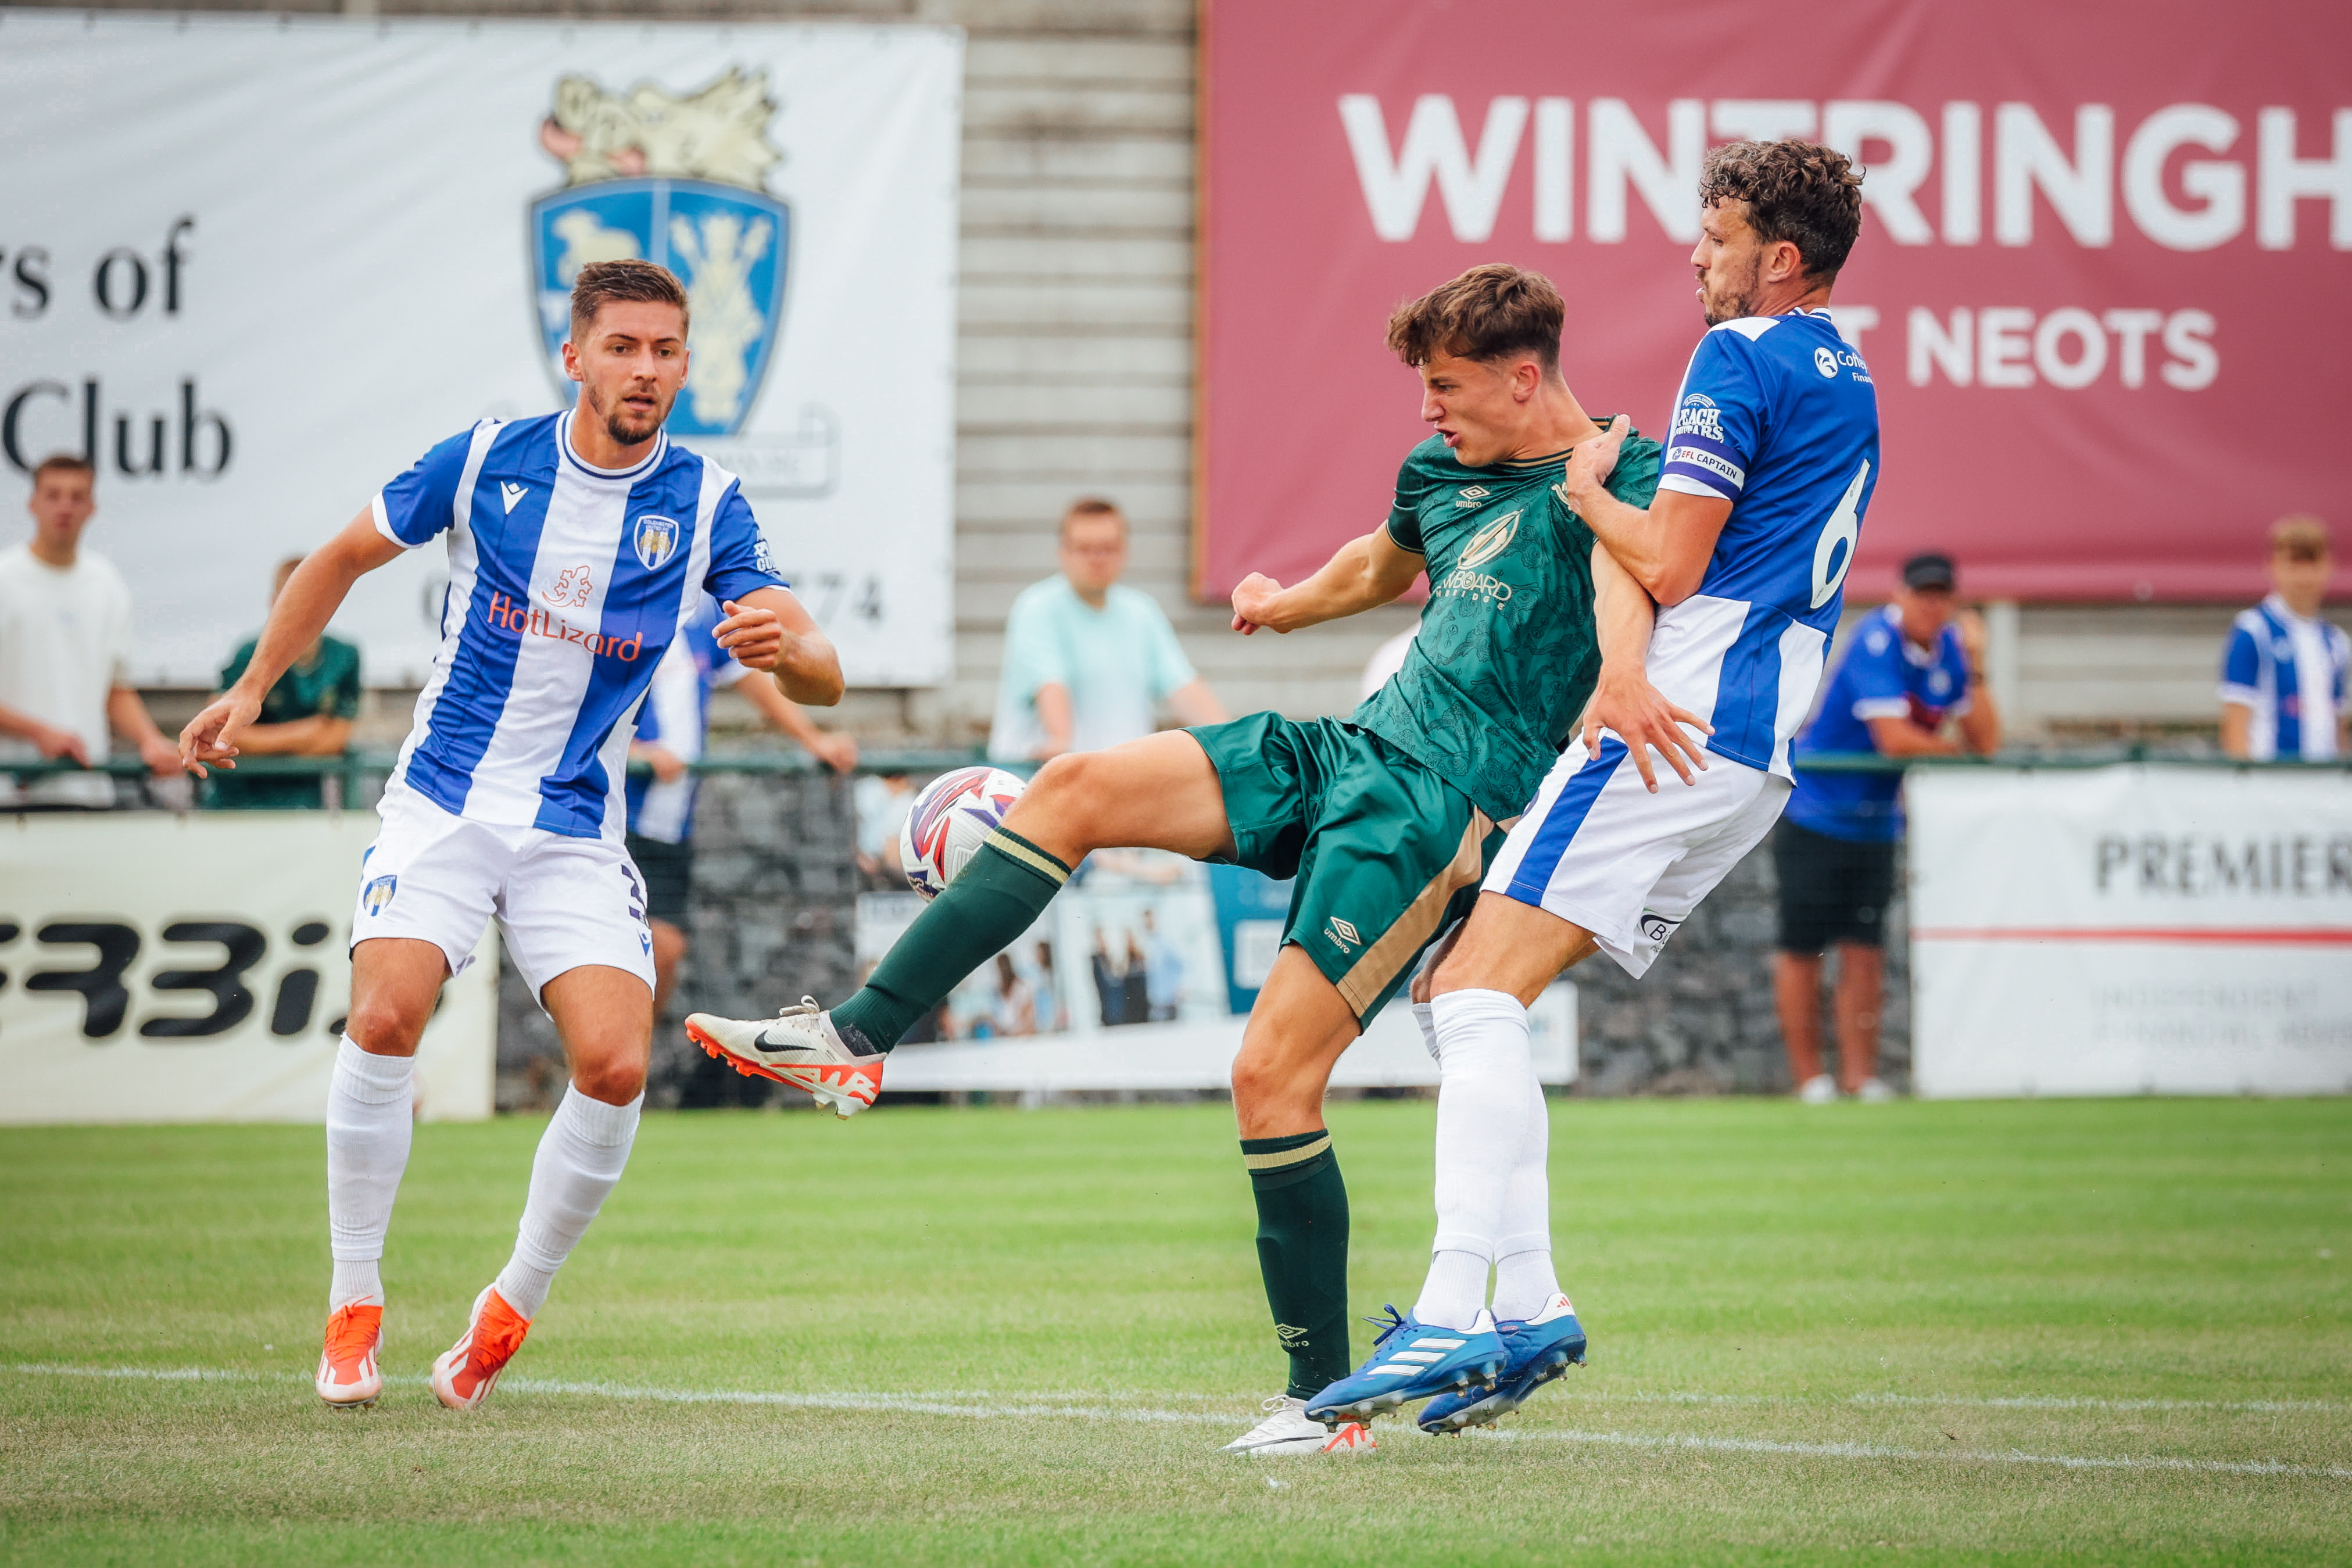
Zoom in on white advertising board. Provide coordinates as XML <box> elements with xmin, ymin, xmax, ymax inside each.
<box><xmin>0</xmin><ymin>812</ymin><xmax>494</xmax><ymax>1123</ymax></box>
<box><xmin>1908</xmin><ymin>767</ymin><xmax>2352</xmax><ymax>1097</ymax></box>
<box><xmin>0</xmin><ymin>10</ymin><xmax>961</xmax><ymax>688</ymax></box>
<box><xmin>879</xmin><ymin>985</ymin><xmax>1577</xmax><ymax>1098</ymax></box>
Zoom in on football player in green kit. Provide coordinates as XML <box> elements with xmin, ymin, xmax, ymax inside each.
<box><xmin>686</xmin><ymin>262</ymin><xmax>1707</xmax><ymax>1455</ymax></box>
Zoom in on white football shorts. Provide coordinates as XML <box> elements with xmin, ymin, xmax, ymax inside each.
<box><xmin>350</xmin><ymin>784</ymin><xmax>656</xmax><ymax>1000</ymax></box>
<box><xmin>1483</xmin><ymin>733</ymin><xmax>1791</xmax><ymax>978</ymax></box>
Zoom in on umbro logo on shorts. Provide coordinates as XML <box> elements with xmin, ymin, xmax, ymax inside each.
<box><xmin>1323</xmin><ymin>917</ymin><xmax>1361</xmax><ymax>951</ymax></box>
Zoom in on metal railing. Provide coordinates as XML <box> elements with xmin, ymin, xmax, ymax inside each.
<box><xmin>1</xmin><ymin>747</ymin><xmax>993</xmax><ymax>787</ymax></box>
<box><xmin>5</xmin><ymin>746</ymin><xmax>2342</xmax><ymax>800</ymax></box>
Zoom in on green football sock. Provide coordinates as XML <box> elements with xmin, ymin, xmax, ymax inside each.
<box><xmin>1242</xmin><ymin>1130</ymin><xmax>1352</xmax><ymax>1401</ymax></box>
<box><xmin>829</xmin><ymin>828</ymin><xmax>1069</xmax><ymax>1051</ymax></box>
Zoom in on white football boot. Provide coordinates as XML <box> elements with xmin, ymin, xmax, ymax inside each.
<box><xmin>1798</xmin><ymin>1073</ymin><xmax>1841</xmax><ymax>1105</ymax></box>
<box><xmin>683</xmin><ymin>998</ymin><xmax>886</xmax><ymax>1119</ymax></box>
<box><xmin>1219</xmin><ymin>1395</ymin><xmax>1376</xmax><ymax>1457</ymax></box>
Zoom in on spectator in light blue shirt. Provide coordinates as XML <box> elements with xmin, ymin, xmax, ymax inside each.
<box><xmin>2220</xmin><ymin>517</ymin><xmax>2347</xmax><ymax>762</ymax></box>
<box><xmin>989</xmin><ymin>497</ymin><xmax>1226</xmax><ymax>760</ymax></box>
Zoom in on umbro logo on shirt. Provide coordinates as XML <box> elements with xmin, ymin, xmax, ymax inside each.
<box><xmin>1454</xmin><ymin>485</ymin><xmax>1491</xmax><ymax>507</ymax></box>
<box><xmin>500</xmin><ymin>481</ymin><xmax>529</xmax><ymax>514</ymax></box>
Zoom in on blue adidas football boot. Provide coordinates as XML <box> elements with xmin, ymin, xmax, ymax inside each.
<box><xmin>1418</xmin><ymin>1293</ymin><xmax>1587</xmax><ymax>1433</ymax></box>
<box><xmin>1303</xmin><ymin>1305</ymin><xmax>1505</xmax><ymax>1427</ymax></box>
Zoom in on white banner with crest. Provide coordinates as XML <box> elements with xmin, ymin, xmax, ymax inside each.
<box><xmin>0</xmin><ymin>12</ymin><xmax>961</xmax><ymax>688</ymax></box>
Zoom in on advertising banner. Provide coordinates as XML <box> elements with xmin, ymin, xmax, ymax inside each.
<box><xmin>0</xmin><ymin>812</ymin><xmax>495</xmax><ymax>1123</ymax></box>
<box><xmin>0</xmin><ymin>12</ymin><xmax>961</xmax><ymax>686</ymax></box>
<box><xmin>1200</xmin><ymin>0</ymin><xmax>2350</xmax><ymax>604</ymax></box>
<box><xmin>1908</xmin><ymin>766</ymin><xmax>2352</xmax><ymax>1097</ymax></box>
<box><xmin>854</xmin><ymin>850</ymin><xmax>1577</xmax><ymax>1091</ymax></box>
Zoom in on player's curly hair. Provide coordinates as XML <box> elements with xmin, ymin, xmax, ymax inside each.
<box><xmin>1386</xmin><ymin>263</ymin><xmax>1565</xmax><ymax>370</ymax></box>
<box><xmin>570</xmin><ymin>258</ymin><xmax>692</xmax><ymax>344</ymax></box>
<box><xmin>1700</xmin><ymin>141</ymin><xmax>1865</xmax><ymax>279</ymax></box>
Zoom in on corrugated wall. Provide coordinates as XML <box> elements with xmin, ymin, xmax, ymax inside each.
<box><xmin>932</xmin><ymin>0</ymin><xmax>1416</xmax><ymax>743</ymax></box>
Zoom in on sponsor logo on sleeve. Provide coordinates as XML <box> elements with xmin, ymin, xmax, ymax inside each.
<box><xmin>1671</xmin><ymin>397</ymin><xmax>1724</xmax><ymax>444</ymax></box>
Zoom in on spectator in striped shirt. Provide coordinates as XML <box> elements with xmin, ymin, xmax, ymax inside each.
<box><xmin>2220</xmin><ymin>517</ymin><xmax>2347</xmax><ymax>762</ymax></box>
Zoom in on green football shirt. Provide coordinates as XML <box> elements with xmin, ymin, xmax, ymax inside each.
<box><xmin>208</xmin><ymin>633</ymin><xmax>363</xmax><ymax>810</ymax></box>
<box><xmin>1351</xmin><ymin>425</ymin><xmax>1663</xmax><ymax>822</ymax></box>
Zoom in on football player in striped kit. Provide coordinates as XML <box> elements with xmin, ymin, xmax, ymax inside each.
<box><xmin>178</xmin><ymin>259</ymin><xmax>841</xmax><ymax>1411</ymax></box>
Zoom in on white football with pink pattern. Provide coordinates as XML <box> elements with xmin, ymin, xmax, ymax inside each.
<box><xmin>899</xmin><ymin>766</ymin><xmax>1028</xmax><ymax>900</ymax></box>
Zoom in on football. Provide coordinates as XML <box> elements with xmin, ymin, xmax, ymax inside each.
<box><xmin>899</xmin><ymin>765</ymin><xmax>1028</xmax><ymax>900</ymax></box>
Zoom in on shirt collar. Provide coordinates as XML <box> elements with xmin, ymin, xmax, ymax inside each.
<box><xmin>2262</xmin><ymin>592</ymin><xmax>2317</xmax><ymax>632</ymax></box>
<box><xmin>560</xmin><ymin>414</ymin><xmax>667</xmax><ymax>482</ymax></box>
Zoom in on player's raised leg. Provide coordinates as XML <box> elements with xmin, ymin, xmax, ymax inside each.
<box><xmin>315</xmin><ymin>936</ymin><xmax>447</xmax><ymax>1409</ymax></box>
<box><xmin>433</xmin><ymin>962</ymin><xmax>650</xmax><ymax>1411</ymax></box>
<box><xmin>683</xmin><ymin>727</ymin><xmax>1233</xmax><ymax>1114</ymax></box>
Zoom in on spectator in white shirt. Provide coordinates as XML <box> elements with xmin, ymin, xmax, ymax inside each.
<box><xmin>988</xmin><ymin>497</ymin><xmax>1226</xmax><ymax>760</ymax></box>
<box><xmin>0</xmin><ymin>454</ymin><xmax>178</xmax><ymax>807</ymax></box>
<box><xmin>2221</xmin><ymin>516</ymin><xmax>2348</xmax><ymax>761</ymax></box>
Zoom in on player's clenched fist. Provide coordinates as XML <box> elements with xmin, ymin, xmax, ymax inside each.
<box><xmin>178</xmin><ymin>688</ymin><xmax>261</xmax><ymax>779</ymax></box>
<box><xmin>1230</xmin><ymin>572</ymin><xmax>1286</xmax><ymax>635</ymax></box>
<box><xmin>713</xmin><ymin>599</ymin><xmax>786</xmax><ymax>669</ymax></box>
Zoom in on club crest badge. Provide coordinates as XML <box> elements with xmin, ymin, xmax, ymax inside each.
<box><xmin>632</xmin><ymin>514</ymin><xmax>681</xmax><ymax>571</ymax></box>
<box><xmin>362</xmin><ymin>875</ymin><xmax>398</xmax><ymax>917</ymax></box>
<box><xmin>529</xmin><ymin>69</ymin><xmax>792</xmax><ymax>439</ymax></box>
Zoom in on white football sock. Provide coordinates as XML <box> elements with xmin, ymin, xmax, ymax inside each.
<box><xmin>325</xmin><ymin>1037</ymin><xmax>414</xmax><ymax>1310</ymax></box>
<box><xmin>493</xmin><ymin>1086</ymin><xmax>642</xmax><ymax>1320</ymax></box>
<box><xmin>1491</xmin><ymin>1069</ymin><xmax>1560</xmax><ymax>1321</ymax></box>
<box><xmin>1411</xmin><ymin>989</ymin><xmax>1535</xmax><ymax>1332</ymax></box>
<box><xmin>1411</xmin><ymin>1000</ymin><xmax>1437</xmax><ymax>1062</ymax></box>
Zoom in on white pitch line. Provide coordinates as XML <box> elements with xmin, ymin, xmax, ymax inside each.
<box><xmin>1482</xmin><ymin>1426</ymin><xmax>2352</xmax><ymax>1480</ymax></box>
<box><xmin>10</xmin><ymin>1361</ymin><xmax>2347</xmax><ymax>1478</ymax></box>
<box><xmin>1578</xmin><ymin>1390</ymin><xmax>2348</xmax><ymax>1416</ymax></box>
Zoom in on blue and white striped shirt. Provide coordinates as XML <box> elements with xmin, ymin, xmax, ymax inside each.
<box><xmin>2220</xmin><ymin>595</ymin><xmax>2349</xmax><ymax>761</ymax></box>
<box><xmin>373</xmin><ymin>413</ymin><xmax>786</xmax><ymax>840</ymax></box>
<box><xmin>1645</xmin><ymin>308</ymin><xmax>1882</xmax><ymax>779</ymax></box>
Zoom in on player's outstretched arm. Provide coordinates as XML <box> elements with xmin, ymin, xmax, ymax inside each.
<box><xmin>731</xmin><ymin>666</ymin><xmax>860</xmax><ymax>772</ymax></box>
<box><xmin>1582</xmin><ymin>545</ymin><xmax>1713</xmax><ymax>792</ymax></box>
<box><xmin>1562</xmin><ymin>416</ymin><xmax>1732</xmax><ymax>607</ymax></box>
<box><xmin>178</xmin><ymin>508</ymin><xmax>400</xmax><ymax>778</ymax></box>
<box><xmin>715</xmin><ymin>586</ymin><xmax>844</xmax><ymax>706</ymax></box>
<box><xmin>1230</xmin><ymin>527</ymin><xmax>1423</xmax><ymax>635</ymax></box>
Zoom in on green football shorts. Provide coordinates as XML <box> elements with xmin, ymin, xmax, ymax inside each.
<box><xmin>1188</xmin><ymin>712</ymin><xmax>1502</xmax><ymax>1022</ymax></box>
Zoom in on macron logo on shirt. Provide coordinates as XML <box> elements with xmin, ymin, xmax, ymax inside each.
<box><xmin>483</xmin><ymin>592</ymin><xmax>643</xmax><ymax>661</ymax></box>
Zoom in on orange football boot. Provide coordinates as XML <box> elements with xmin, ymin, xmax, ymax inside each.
<box><xmin>428</xmin><ymin>1286</ymin><xmax>531</xmax><ymax>1410</ymax></box>
<box><xmin>315</xmin><ymin>1301</ymin><xmax>384</xmax><ymax>1409</ymax></box>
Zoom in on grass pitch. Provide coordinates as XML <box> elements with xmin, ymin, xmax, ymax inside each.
<box><xmin>2</xmin><ymin>1096</ymin><xmax>2347</xmax><ymax>1566</ymax></box>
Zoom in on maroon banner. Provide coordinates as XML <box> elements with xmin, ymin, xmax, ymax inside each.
<box><xmin>1198</xmin><ymin>0</ymin><xmax>2351</xmax><ymax>603</ymax></box>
